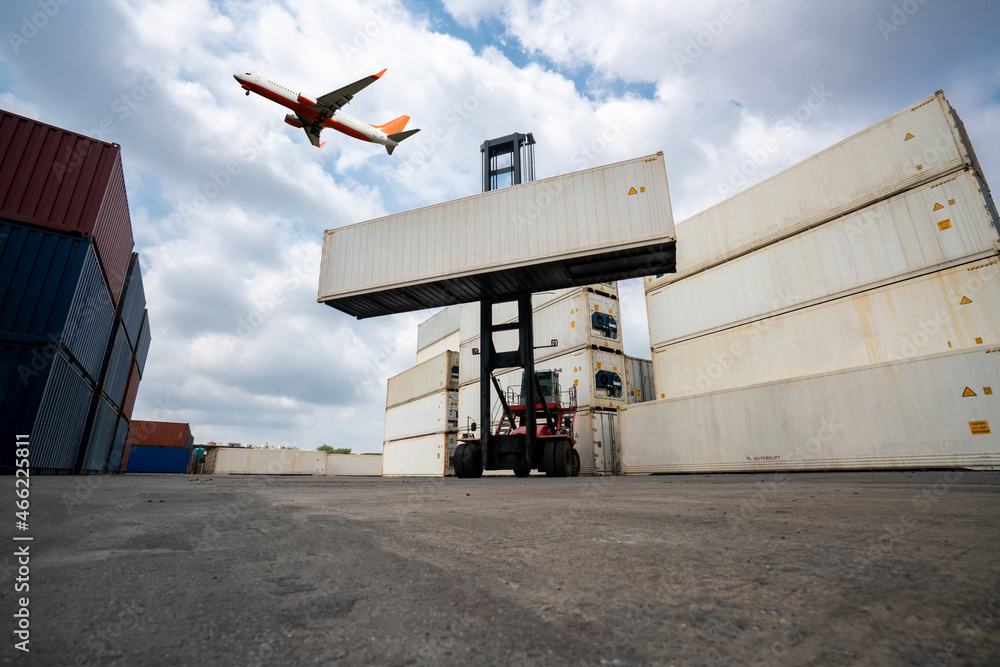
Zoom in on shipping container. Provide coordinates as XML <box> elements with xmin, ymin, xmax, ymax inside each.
<box><xmin>381</xmin><ymin>433</ymin><xmax>457</xmax><ymax>477</ymax></box>
<box><xmin>119</xmin><ymin>426</ymin><xmax>133</xmax><ymax>472</ymax></box>
<box><xmin>119</xmin><ymin>253</ymin><xmax>145</xmax><ymax>350</ymax></box>
<box><xmin>386</xmin><ymin>350</ymin><xmax>459</xmax><ymax>409</ymax></box>
<box><xmin>30</xmin><ymin>351</ymin><xmax>94</xmax><ymax>470</ymax></box>
<box><xmin>416</xmin><ymin>331</ymin><xmax>460</xmax><ymax>364</ymax></box>
<box><xmin>645</xmin><ymin>91</ymin><xmax>986</xmax><ymax>292</ymax></box>
<box><xmin>102</xmin><ymin>323</ymin><xmax>130</xmax><ymax>407</ymax></box>
<box><xmin>0</xmin><ymin>111</ymin><xmax>135</xmax><ymax>305</ymax></box>
<box><xmin>80</xmin><ymin>397</ymin><xmax>118</xmax><ymax>472</ymax></box>
<box><xmin>384</xmin><ymin>389</ymin><xmax>459</xmax><ymax>442</ymax></box>
<box><xmin>325</xmin><ymin>454</ymin><xmax>383</xmax><ymax>476</ymax></box>
<box><xmin>120</xmin><ymin>360</ymin><xmax>140</xmax><ymax>422</ymax></box>
<box><xmin>624</xmin><ymin>356</ymin><xmax>655</xmax><ymax>404</ymax></box>
<box><xmin>62</xmin><ymin>243</ymin><xmax>115</xmax><ymax>382</ymax></box>
<box><xmin>647</xmin><ymin>170</ymin><xmax>1000</xmax><ymax>347</ymax></box>
<box><xmin>458</xmin><ymin>288</ymin><xmax>624</xmax><ymax>386</ymax></box>
<box><xmin>651</xmin><ymin>258</ymin><xmax>1000</xmax><ymax>400</ymax></box>
<box><xmin>0</xmin><ymin>342</ymin><xmax>54</xmax><ymax>470</ymax></box>
<box><xmin>621</xmin><ymin>346</ymin><xmax>1000</xmax><ymax>474</ymax></box>
<box><xmin>128</xmin><ymin>420</ymin><xmax>193</xmax><ymax>448</ymax></box>
<box><xmin>106</xmin><ymin>416</ymin><xmax>129</xmax><ymax>472</ymax></box>
<box><xmin>572</xmin><ymin>409</ymin><xmax>619</xmax><ymax>476</ymax></box>
<box><xmin>319</xmin><ymin>153</ymin><xmax>675</xmax><ymax>318</ymax></box>
<box><xmin>134</xmin><ymin>309</ymin><xmax>151</xmax><ymax>377</ymax></box>
<box><xmin>125</xmin><ymin>445</ymin><xmax>192</xmax><ymax>473</ymax></box>
<box><xmin>416</xmin><ymin>304</ymin><xmax>461</xmax><ymax>353</ymax></box>
<box><xmin>209</xmin><ymin>449</ymin><xmax>326</xmax><ymax>475</ymax></box>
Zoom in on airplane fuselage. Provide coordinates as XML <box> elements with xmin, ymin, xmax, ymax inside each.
<box><xmin>234</xmin><ymin>73</ymin><xmax>394</xmax><ymax>148</ymax></box>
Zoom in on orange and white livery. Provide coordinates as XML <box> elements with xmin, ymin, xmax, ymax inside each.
<box><xmin>234</xmin><ymin>69</ymin><xmax>419</xmax><ymax>154</ymax></box>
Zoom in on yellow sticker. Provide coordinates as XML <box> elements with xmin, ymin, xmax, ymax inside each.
<box><xmin>594</xmin><ymin>305</ymin><xmax>599</xmax><ymax>311</ymax></box>
<box><xmin>961</xmin><ymin>296</ymin><xmax>973</xmax><ymax>305</ymax></box>
<box><xmin>933</xmin><ymin>203</ymin><xmax>944</xmax><ymax>211</ymax></box>
<box><xmin>596</xmin><ymin>362</ymin><xmax>602</xmax><ymax>369</ymax></box>
<box><xmin>986</xmin><ymin>387</ymin><xmax>993</xmax><ymax>395</ymax></box>
<box><xmin>938</xmin><ymin>219</ymin><xmax>952</xmax><ymax>231</ymax></box>
<box><xmin>970</xmin><ymin>420</ymin><xmax>991</xmax><ymax>435</ymax></box>
<box><xmin>640</xmin><ymin>186</ymin><xmax>645</xmax><ymax>192</ymax></box>
<box><xmin>570</xmin><ymin>321</ymin><xmax>575</xmax><ymax>328</ymax></box>
<box><xmin>574</xmin><ymin>379</ymin><xmax>579</xmax><ymax>386</ymax></box>
<box><xmin>660</xmin><ymin>393</ymin><xmax>665</xmax><ymax>399</ymax></box>
<box><xmin>976</xmin><ymin>337</ymin><xmax>983</xmax><ymax>344</ymax></box>
<box><xmin>628</xmin><ymin>187</ymin><xmax>638</xmax><ymax>195</ymax></box>
<box><xmin>949</xmin><ymin>199</ymin><xmax>956</xmax><ymax>205</ymax></box>
<box><xmin>905</xmin><ymin>133</ymin><xmax>915</xmax><ymax>140</ymax></box>
<box><xmin>963</xmin><ymin>387</ymin><xmax>977</xmax><ymax>397</ymax></box>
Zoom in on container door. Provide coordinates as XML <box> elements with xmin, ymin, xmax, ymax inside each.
<box><xmin>592</xmin><ymin>411</ymin><xmax>620</xmax><ymax>475</ymax></box>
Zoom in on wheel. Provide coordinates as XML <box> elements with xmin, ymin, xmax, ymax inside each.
<box><xmin>462</xmin><ymin>442</ymin><xmax>483</xmax><ymax>478</ymax></box>
<box><xmin>571</xmin><ymin>448</ymin><xmax>581</xmax><ymax>477</ymax></box>
<box><xmin>543</xmin><ymin>440</ymin><xmax>556</xmax><ymax>476</ymax></box>
<box><xmin>513</xmin><ymin>467</ymin><xmax>530</xmax><ymax>478</ymax></box>
<box><xmin>552</xmin><ymin>439</ymin><xmax>572</xmax><ymax>477</ymax></box>
<box><xmin>453</xmin><ymin>443</ymin><xmax>467</xmax><ymax>478</ymax></box>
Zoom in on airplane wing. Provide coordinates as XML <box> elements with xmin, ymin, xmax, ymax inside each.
<box><xmin>302</xmin><ymin>121</ymin><xmax>325</xmax><ymax>148</ymax></box>
<box><xmin>316</xmin><ymin>69</ymin><xmax>387</xmax><ymax>111</ymax></box>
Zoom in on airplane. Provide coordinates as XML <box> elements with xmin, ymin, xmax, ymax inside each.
<box><xmin>234</xmin><ymin>69</ymin><xmax>420</xmax><ymax>154</ymax></box>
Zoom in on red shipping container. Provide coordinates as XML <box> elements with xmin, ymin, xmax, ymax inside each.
<box><xmin>129</xmin><ymin>420</ymin><xmax>193</xmax><ymax>449</ymax></box>
<box><xmin>119</xmin><ymin>427</ymin><xmax>134</xmax><ymax>472</ymax></box>
<box><xmin>0</xmin><ymin>110</ymin><xmax>134</xmax><ymax>304</ymax></box>
<box><xmin>120</xmin><ymin>359</ymin><xmax>140</xmax><ymax>422</ymax></box>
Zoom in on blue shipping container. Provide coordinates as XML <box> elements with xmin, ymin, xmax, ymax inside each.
<box><xmin>107</xmin><ymin>415</ymin><xmax>129</xmax><ymax>471</ymax></box>
<box><xmin>102</xmin><ymin>323</ymin><xmax>130</xmax><ymax>408</ymax></box>
<box><xmin>81</xmin><ymin>397</ymin><xmax>117</xmax><ymax>472</ymax></box>
<box><xmin>62</xmin><ymin>244</ymin><xmax>115</xmax><ymax>383</ymax></box>
<box><xmin>0</xmin><ymin>341</ymin><xmax>55</xmax><ymax>471</ymax></box>
<box><xmin>120</xmin><ymin>253</ymin><xmax>145</xmax><ymax>351</ymax></box>
<box><xmin>30</xmin><ymin>351</ymin><xmax>94</xmax><ymax>470</ymax></box>
<box><xmin>125</xmin><ymin>445</ymin><xmax>190</xmax><ymax>473</ymax></box>
<box><xmin>135</xmin><ymin>309</ymin><xmax>151</xmax><ymax>377</ymax></box>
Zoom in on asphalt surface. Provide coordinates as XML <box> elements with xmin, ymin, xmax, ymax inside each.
<box><xmin>1</xmin><ymin>471</ymin><xmax>998</xmax><ymax>666</ymax></box>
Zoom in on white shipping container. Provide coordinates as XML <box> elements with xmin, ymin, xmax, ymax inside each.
<box><xmin>319</xmin><ymin>154</ymin><xmax>675</xmax><ymax>319</ymax></box>
<box><xmin>384</xmin><ymin>389</ymin><xmax>459</xmax><ymax>442</ymax></box>
<box><xmin>459</xmin><ymin>289</ymin><xmax>623</xmax><ymax>386</ymax></box>
<box><xmin>416</xmin><ymin>331</ymin><xmax>460</xmax><ymax>364</ymax></box>
<box><xmin>386</xmin><ymin>350</ymin><xmax>460</xmax><ymax>409</ymax></box>
<box><xmin>644</xmin><ymin>91</ymin><xmax>982</xmax><ymax>291</ymax></box>
<box><xmin>381</xmin><ymin>433</ymin><xmax>457</xmax><ymax>477</ymax></box>
<box><xmin>621</xmin><ymin>346</ymin><xmax>1000</xmax><ymax>474</ymax></box>
<box><xmin>210</xmin><ymin>449</ymin><xmax>327</xmax><ymax>475</ymax></box>
<box><xmin>624</xmin><ymin>356</ymin><xmax>655</xmax><ymax>404</ymax></box>
<box><xmin>647</xmin><ymin>170</ymin><xmax>1000</xmax><ymax>347</ymax></box>
<box><xmin>417</xmin><ymin>304</ymin><xmax>461</xmax><ymax>353</ymax></box>
<box><xmin>326</xmin><ymin>454</ymin><xmax>383</xmax><ymax>476</ymax></box>
<box><xmin>572</xmin><ymin>409</ymin><xmax>620</xmax><ymax>476</ymax></box>
<box><xmin>651</xmin><ymin>258</ymin><xmax>1000</xmax><ymax>399</ymax></box>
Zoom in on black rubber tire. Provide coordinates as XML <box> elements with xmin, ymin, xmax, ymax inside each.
<box><xmin>453</xmin><ymin>443</ymin><xmax>467</xmax><ymax>478</ymax></box>
<box><xmin>553</xmin><ymin>439</ymin><xmax>571</xmax><ymax>477</ymax></box>
<box><xmin>463</xmin><ymin>443</ymin><xmax>484</xmax><ymax>478</ymax></box>
<box><xmin>571</xmin><ymin>448</ymin><xmax>581</xmax><ymax>477</ymax></box>
<box><xmin>543</xmin><ymin>440</ymin><xmax>556</xmax><ymax>476</ymax></box>
<box><xmin>513</xmin><ymin>467</ymin><xmax>530</xmax><ymax>478</ymax></box>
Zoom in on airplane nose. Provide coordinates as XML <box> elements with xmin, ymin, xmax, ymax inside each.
<box><xmin>233</xmin><ymin>74</ymin><xmax>241</xmax><ymax>81</ymax></box>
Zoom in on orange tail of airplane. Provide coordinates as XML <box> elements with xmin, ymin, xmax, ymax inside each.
<box><xmin>376</xmin><ymin>115</ymin><xmax>410</xmax><ymax>134</ymax></box>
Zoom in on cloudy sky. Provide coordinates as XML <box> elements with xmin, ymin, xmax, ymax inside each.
<box><xmin>2</xmin><ymin>0</ymin><xmax>998</xmax><ymax>451</ymax></box>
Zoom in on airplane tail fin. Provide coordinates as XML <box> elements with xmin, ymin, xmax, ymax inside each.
<box><xmin>376</xmin><ymin>114</ymin><xmax>411</xmax><ymax>135</ymax></box>
<box><xmin>385</xmin><ymin>128</ymin><xmax>420</xmax><ymax>155</ymax></box>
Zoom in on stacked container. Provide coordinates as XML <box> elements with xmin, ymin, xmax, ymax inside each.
<box><xmin>121</xmin><ymin>420</ymin><xmax>193</xmax><ymax>472</ymax></box>
<box><xmin>0</xmin><ymin>111</ymin><xmax>146</xmax><ymax>473</ymax></box>
<box><xmin>382</xmin><ymin>351</ymin><xmax>460</xmax><ymax>476</ymax></box>
<box><xmin>625</xmin><ymin>90</ymin><xmax>1000</xmax><ymax>473</ymax></box>
<box><xmin>415</xmin><ymin>304</ymin><xmax>461</xmax><ymax>364</ymax></box>
<box><xmin>454</xmin><ymin>283</ymin><xmax>626</xmax><ymax>475</ymax></box>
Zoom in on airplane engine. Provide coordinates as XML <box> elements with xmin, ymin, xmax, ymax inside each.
<box><xmin>284</xmin><ymin>114</ymin><xmax>303</xmax><ymax>129</ymax></box>
<box><xmin>296</xmin><ymin>94</ymin><xmax>317</xmax><ymax>107</ymax></box>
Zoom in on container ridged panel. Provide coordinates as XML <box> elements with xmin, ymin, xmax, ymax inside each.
<box><xmin>91</xmin><ymin>154</ymin><xmax>134</xmax><ymax>305</ymax></box>
<box><xmin>119</xmin><ymin>254</ymin><xmax>145</xmax><ymax>349</ymax></box>
<box><xmin>128</xmin><ymin>420</ymin><xmax>193</xmax><ymax>448</ymax></box>
<box><xmin>62</xmin><ymin>243</ymin><xmax>115</xmax><ymax>382</ymax></box>
<box><xmin>107</xmin><ymin>416</ymin><xmax>129</xmax><ymax>471</ymax></box>
<box><xmin>81</xmin><ymin>397</ymin><xmax>117</xmax><ymax>472</ymax></box>
<box><xmin>125</xmin><ymin>446</ymin><xmax>191</xmax><ymax>473</ymax></box>
<box><xmin>121</xmin><ymin>361</ymin><xmax>140</xmax><ymax>421</ymax></box>
<box><xmin>30</xmin><ymin>352</ymin><xmax>93</xmax><ymax>470</ymax></box>
<box><xmin>0</xmin><ymin>343</ymin><xmax>54</xmax><ymax>470</ymax></box>
<box><xmin>102</xmin><ymin>324</ymin><xmax>130</xmax><ymax>407</ymax></box>
<box><xmin>0</xmin><ymin>221</ymin><xmax>87</xmax><ymax>340</ymax></box>
<box><xmin>134</xmin><ymin>310</ymin><xmax>151</xmax><ymax>376</ymax></box>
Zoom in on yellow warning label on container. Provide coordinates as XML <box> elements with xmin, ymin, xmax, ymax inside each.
<box><xmin>933</xmin><ymin>203</ymin><xmax>944</xmax><ymax>211</ymax></box>
<box><xmin>949</xmin><ymin>199</ymin><xmax>956</xmax><ymax>205</ymax></box>
<box><xmin>905</xmin><ymin>133</ymin><xmax>915</xmax><ymax>141</ymax></box>
<box><xmin>986</xmin><ymin>387</ymin><xmax>993</xmax><ymax>395</ymax></box>
<box><xmin>594</xmin><ymin>305</ymin><xmax>599</xmax><ymax>311</ymax></box>
<box><xmin>570</xmin><ymin>321</ymin><xmax>575</xmax><ymax>328</ymax></box>
<box><xmin>970</xmin><ymin>420</ymin><xmax>991</xmax><ymax>435</ymax></box>
<box><xmin>976</xmin><ymin>337</ymin><xmax>983</xmax><ymax>344</ymax></box>
<box><xmin>574</xmin><ymin>379</ymin><xmax>579</xmax><ymax>386</ymax></box>
<box><xmin>961</xmin><ymin>296</ymin><xmax>973</xmax><ymax>305</ymax></box>
<box><xmin>938</xmin><ymin>219</ymin><xmax>952</xmax><ymax>231</ymax></box>
<box><xmin>628</xmin><ymin>187</ymin><xmax>638</xmax><ymax>195</ymax></box>
<box><xmin>640</xmin><ymin>186</ymin><xmax>645</xmax><ymax>193</ymax></box>
<box><xmin>963</xmin><ymin>387</ymin><xmax>977</xmax><ymax>397</ymax></box>
<box><xmin>596</xmin><ymin>362</ymin><xmax>602</xmax><ymax>369</ymax></box>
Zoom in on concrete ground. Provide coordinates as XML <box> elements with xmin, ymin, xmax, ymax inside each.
<box><xmin>1</xmin><ymin>471</ymin><xmax>998</xmax><ymax>666</ymax></box>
